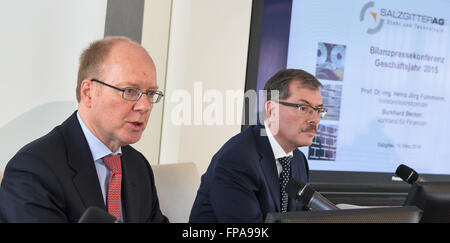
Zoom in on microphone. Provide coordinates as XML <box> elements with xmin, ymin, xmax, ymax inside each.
<box><xmin>286</xmin><ymin>178</ymin><xmax>339</xmax><ymax>211</ymax></box>
<box><xmin>395</xmin><ymin>164</ymin><xmax>425</xmax><ymax>184</ymax></box>
<box><xmin>78</xmin><ymin>207</ymin><xmax>121</xmax><ymax>223</ymax></box>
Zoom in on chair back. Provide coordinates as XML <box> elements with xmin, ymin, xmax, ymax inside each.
<box><xmin>151</xmin><ymin>162</ymin><xmax>200</xmax><ymax>223</ymax></box>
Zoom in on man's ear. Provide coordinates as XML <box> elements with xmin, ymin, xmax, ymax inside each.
<box><xmin>79</xmin><ymin>79</ymin><xmax>93</xmax><ymax>108</ymax></box>
<box><xmin>265</xmin><ymin>99</ymin><xmax>281</xmax><ymax>124</ymax></box>
<box><xmin>265</xmin><ymin>100</ymin><xmax>273</xmax><ymax>119</ymax></box>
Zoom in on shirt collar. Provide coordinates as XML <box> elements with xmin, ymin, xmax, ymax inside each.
<box><xmin>76</xmin><ymin>112</ymin><xmax>122</xmax><ymax>161</ymax></box>
<box><xmin>264</xmin><ymin>121</ymin><xmax>293</xmax><ymax>160</ymax></box>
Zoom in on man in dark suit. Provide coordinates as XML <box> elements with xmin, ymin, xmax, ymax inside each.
<box><xmin>0</xmin><ymin>37</ymin><xmax>168</xmax><ymax>223</ymax></box>
<box><xmin>189</xmin><ymin>69</ymin><xmax>327</xmax><ymax>222</ymax></box>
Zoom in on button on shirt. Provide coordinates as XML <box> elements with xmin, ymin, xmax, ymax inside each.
<box><xmin>264</xmin><ymin>121</ymin><xmax>294</xmax><ymax>177</ymax></box>
<box><xmin>76</xmin><ymin>112</ymin><xmax>123</xmax><ymax>221</ymax></box>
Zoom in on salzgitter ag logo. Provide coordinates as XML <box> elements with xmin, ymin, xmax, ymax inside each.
<box><xmin>360</xmin><ymin>1</ymin><xmax>383</xmax><ymax>34</ymax></box>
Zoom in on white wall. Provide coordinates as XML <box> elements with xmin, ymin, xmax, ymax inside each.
<box><xmin>153</xmin><ymin>0</ymin><xmax>253</xmax><ymax>173</ymax></box>
<box><xmin>135</xmin><ymin>0</ymin><xmax>173</xmax><ymax>165</ymax></box>
<box><xmin>0</xmin><ymin>0</ymin><xmax>254</xmax><ymax>177</ymax></box>
<box><xmin>0</xmin><ymin>0</ymin><xmax>107</xmax><ymax>171</ymax></box>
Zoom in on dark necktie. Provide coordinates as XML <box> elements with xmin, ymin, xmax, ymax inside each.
<box><xmin>103</xmin><ymin>154</ymin><xmax>122</xmax><ymax>219</ymax></box>
<box><xmin>279</xmin><ymin>156</ymin><xmax>292</xmax><ymax>213</ymax></box>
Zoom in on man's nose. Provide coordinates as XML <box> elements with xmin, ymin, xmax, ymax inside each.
<box><xmin>133</xmin><ymin>94</ymin><xmax>152</xmax><ymax>112</ymax></box>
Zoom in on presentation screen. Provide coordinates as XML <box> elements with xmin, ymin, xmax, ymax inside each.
<box><xmin>248</xmin><ymin>0</ymin><xmax>450</xmax><ymax>181</ymax></box>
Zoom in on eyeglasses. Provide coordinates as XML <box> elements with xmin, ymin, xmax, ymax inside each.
<box><xmin>276</xmin><ymin>100</ymin><xmax>327</xmax><ymax>119</ymax></box>
<box><xmin>91</xmin><ymin>79</ymin><xmax>164</xmax><ymax>104</ymax></box>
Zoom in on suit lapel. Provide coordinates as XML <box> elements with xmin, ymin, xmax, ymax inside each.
<box><xmin>289</xmin><ymin>154</ymin><xmax>301</xmax><ymax>211</ymax></box>
<box><xmin>289</xmin><ymin>149</ymin><xmax>309</xmax><ymax>211</ymax></box>
<box><xmin>290</xmin><ymin>155</ymin><xmax>301</xmax><ymax>183</ymax></box>
<box><xmin>60</xmin><ymin>112</ymin><xmax>106</xmax><ymax>211</ymax></box>
<box><xmin>291</xmin><ymin>149</ymin><xmax>309</xmax><ymax>183</ymax></box>
<box><xmin>120</xmin><ymin>147</ymin><xmax>139</xmax><ymax>223</ymax></box>
<box><xmin>253</xmin><ymin>125</ymin><xmax>281</xmax><ymax>212</ymax></box>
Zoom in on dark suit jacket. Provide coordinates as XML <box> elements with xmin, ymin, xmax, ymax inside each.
<box><xmin>0</xmin><ymin>111</ymin><xmax>167</xmax><ymax>223</ymax></box>
<box><xmin>189</xmin><ymin>125</ymin><xmax>309</xmax><ymax>223</ymax></box>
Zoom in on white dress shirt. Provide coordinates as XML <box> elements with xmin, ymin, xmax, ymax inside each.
<box><xmin>76</xmin><ymin>112</ymin><xmax>123</xmax><ymax>220</ymax></box>
<box><xmin>264</xmin><ymin>121</ymin><xmax>294</xmax><ymax>177</ymax></box>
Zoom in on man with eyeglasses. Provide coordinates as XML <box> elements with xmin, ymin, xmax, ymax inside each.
<box><xmin>189</xmin><ymin>69</ymin><xmax>326</xmax><ymax>223</ymax></box>
<box><xmin>0</xmin><ymin>37</ymin><xmax>168</xmax><ymax>223</ymax></box>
